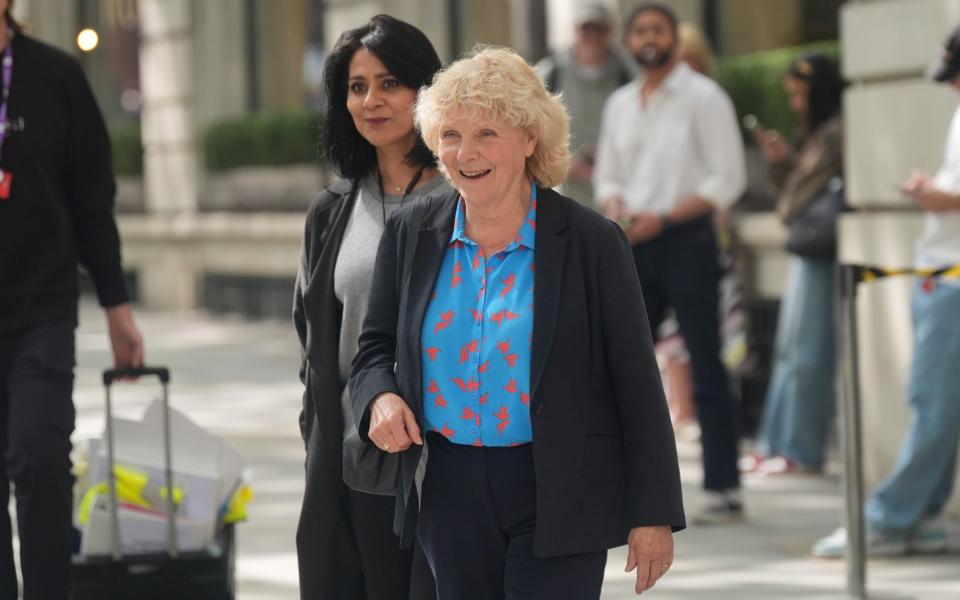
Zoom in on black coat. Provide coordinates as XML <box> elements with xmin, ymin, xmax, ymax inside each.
<box><xmin>350</xmin><ymin>186</ymin><xmax>685</xmax><ymax>558</ymax></box>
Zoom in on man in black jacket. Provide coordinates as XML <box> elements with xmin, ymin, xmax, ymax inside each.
<box><xmin>0</xmin><ymin>3</ymin><xmax>143</xmax><ymax>598</ymax></box>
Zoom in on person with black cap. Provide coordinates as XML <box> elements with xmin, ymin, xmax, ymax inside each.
<box><xmin>813</xmin><ymin>25</ymin><xmax>960</xmax><ymax>559</ymax></box>
<box><xmin>535</xmin><ymin>2</ymin><xmax>636</xmax><ymax>208</ymax></box>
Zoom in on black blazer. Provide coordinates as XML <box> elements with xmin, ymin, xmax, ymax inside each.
<box><xmin>350</xmin><ymin>186</ymin><xmax>685</xmax><ymax>558</ymax></box>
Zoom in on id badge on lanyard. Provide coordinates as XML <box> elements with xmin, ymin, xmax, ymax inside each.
<box><xmin>0</xmin><ymin>31</ymin><xmax>14</xmax><ymax>201</ymax></box>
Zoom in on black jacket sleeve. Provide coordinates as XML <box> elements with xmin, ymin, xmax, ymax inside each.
<box><xmin>349</xmin><ymin>209</ymin><xmax>405</xmax><ymax>442</ymax></box>
<box><xmin>62</xmin><ymin>56</ymin><xmax>126</xmax><ymax>308</ymax></box>
<box><xmin>598</xmin><ymin>220</ymin><xmax>685</xmax><ymax>531</ymax></box>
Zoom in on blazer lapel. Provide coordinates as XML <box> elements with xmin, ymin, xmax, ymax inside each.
<box><xmin>405</xmin><ymin>193</ymin><xmax>458</xmax><ymax>409</ymax></box>
<box><xmin>530</xmin><ymin>187</ymin><xmax>568</xmax><ymax>400</ymax></box>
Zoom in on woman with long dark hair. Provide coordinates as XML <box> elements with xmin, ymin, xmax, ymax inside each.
<box><xmin>744</xmin><ymin>53</ymin><xmax>844</xmax><ymax>475</ymax></box>
<box><xmin>293</xmin><ymin>15</ymin><xmax>446</xmax><ymax>599</ymax></box>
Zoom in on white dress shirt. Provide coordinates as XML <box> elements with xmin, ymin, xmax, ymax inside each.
<box><xmin>918</xmin><ymin>104</ymin><xmax>960</xmax><ymax>269</ymax></box>
<box><xmin>593</xmin><ymin>61</ymin><xmax>746</xmax><ymax>214</ymax></box>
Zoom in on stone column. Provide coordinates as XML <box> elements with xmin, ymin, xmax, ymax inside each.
<box><xmin>138</xmin><ymin>0</ymin><xmax>199</xmax><ymax>214</ymax></box>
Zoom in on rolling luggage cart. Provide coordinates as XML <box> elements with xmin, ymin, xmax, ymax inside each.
<box><xmin>70</xmin><ymin>367</ymin><xmax>236</xmax><ymax>600</ymax></box>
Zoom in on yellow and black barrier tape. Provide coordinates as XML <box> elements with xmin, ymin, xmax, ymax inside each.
<box><xmin>851</xmin><ymin>264</ymin><xmax>960</xmax><ymax>283</ymax></box>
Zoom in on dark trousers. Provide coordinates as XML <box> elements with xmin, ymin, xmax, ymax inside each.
<box><xmin>0</xmin><ymin>320</ymin><xmax>76</xmax><ymax>600</ymax></box>
<box><xmin>417</xmin><ymin>433</ymin><xmax>607</xmax><ymax>600</ymax></box>
<box><xmin>633</xmin><ymin>218</ymin><xmax>740</xmax><ymax>491</ymax></box>
<box><xmin>296</xmin><ymin>415</ymin><xmax>435</xmax><ymax>600</ymax></box>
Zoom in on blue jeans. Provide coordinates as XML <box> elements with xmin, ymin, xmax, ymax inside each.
<box><xmin>757</xmin><ymin>257</ymin><xmax>836</xmax><ymax>468</ymax></box>
<box><xmin>866</xmin><ymin>280</ymin><xmax>960</xmax><ymax>532</ymax></box>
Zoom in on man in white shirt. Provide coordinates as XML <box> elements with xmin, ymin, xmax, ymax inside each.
<box><xmin>814</xmin><ymin>25</ymin><xmax>960</xmax><ymax>559</ymax></box>
<box><xmin>594</xmin><ymin>2</ymin><xmax>747</xmax><ymax>524</ymax></box>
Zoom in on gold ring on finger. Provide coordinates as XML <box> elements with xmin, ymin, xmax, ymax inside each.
<box><xmin>383</xmin><ymin>442</ymin><xmax>390</xmax><ymax>451</ymax></box>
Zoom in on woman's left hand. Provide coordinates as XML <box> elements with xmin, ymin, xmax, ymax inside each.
<box><xmin>624</xmin><ymin>525</ymin><xmax>673</xmax><ymax>594</ymax></box>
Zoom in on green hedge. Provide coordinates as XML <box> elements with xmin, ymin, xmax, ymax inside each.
<box><xmin>110</xmin><ymin>122</ymin><xmax>143</xmax><ymax>177</ymax></box>
<box><xmin>715</xmin><ymin>40</ymin><xmax>839</xmax><ymax>144</ymax></box>
<box><xmin>203</xmin><ymin>111</ymin><xmax>321</xmax><ymax>172</ymax></box>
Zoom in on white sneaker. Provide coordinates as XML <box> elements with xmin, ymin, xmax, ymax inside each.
<box><xmin>812</xmin><ymin>527</ymin><xmax>908</xmax><ymax>559</ymax></box>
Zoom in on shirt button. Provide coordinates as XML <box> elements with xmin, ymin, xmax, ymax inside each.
<box><xmin>470</xmin><ymin>393</ymin><xmax>478</xmax><ymax>400</ymax></box>
<box><xmin>471</xmin><ymin>430</ymin><xmax>477</xmax><ymax>437</ymax></box>
<box><xmin>471</xmin><ymin>356</ymin><xmax>478</xmax><ymax>363</ymax></box>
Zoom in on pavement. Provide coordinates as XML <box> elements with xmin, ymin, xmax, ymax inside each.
<box><xmin>45</xmin><ymin>300</ymin><xmax>960</xmax><ymax>599</ymax></box>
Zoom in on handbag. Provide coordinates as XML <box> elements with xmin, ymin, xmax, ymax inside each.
<box><xmin>785</xmin><ymin>176</ymin><xmax>846</xmax><ymax>260</ymax></box>
<box><xmin>342</xmin><ymin>198</ymin><xmax>428</xmax><ymax>495</ymax></box>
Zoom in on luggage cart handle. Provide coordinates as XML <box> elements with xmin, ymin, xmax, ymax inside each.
<box><xmin>103</xmin><ymin>367</ymin><xmax>170</xmax><ymax>385</ymax></box>
<box><xmin>102</xmin><ymin>366</ymin><xmax>179</xmax><ymax>561</ymax></box>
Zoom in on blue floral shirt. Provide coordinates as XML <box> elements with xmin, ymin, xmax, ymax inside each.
<box><xmin>421</xmin><ymin>189</ymin><xmax>537</xmax><ymax>446</ymax></box>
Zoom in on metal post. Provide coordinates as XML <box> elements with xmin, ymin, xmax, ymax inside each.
<box><xmin>104</xmin><ymin>384</ymin><xmax>122</xmax><ymax>561</ymax></box>
<box><xmin>839</xmin><ymin>264</ymin><xmax>866</xmax><ymax>597</ymax></box>
<box><xmin>161</xmin><ymin>382</ymin><xmax>179</xmax><ymax>558</ymax></box>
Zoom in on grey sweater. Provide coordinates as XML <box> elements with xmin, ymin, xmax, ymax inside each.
<box><xmin>335</xmin><ymin>173</ymin><xmax>450</xmax><ymax>389</ymax></box>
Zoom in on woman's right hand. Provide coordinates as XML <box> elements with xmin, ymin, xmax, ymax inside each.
<box><xmin>752</xmin><ymin>127</ymin><xmax>789</xmax><ymax>164</ymax></box>
<box><xmin>368</xmin><ymin>392</ymin><xmax>423</xmax><ymax>453</ymax></box>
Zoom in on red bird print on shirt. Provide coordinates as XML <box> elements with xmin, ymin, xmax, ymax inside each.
<box><xmin>427</xmin><ymin>380</ymin><xmax>439</xmax><ymax>394</ymax></box>
<box><xmin>503</xmin><ymin>379</ymin><xmax>518</xmax><ymax>393</ymax></box>
<box><xmin>440</xmin><ymin>424</ymin><xmax>455</xmax><ymax>438</ymax></box>
<box><xmin>520</xmin><ymin>392</ymin><xmax>530</xmax><ymax>406</ymax></box>
<box><xmin>451</xmin><ymin>261</ymin><xmax>464</xmax><ymax>289</ymax></box>
<box><xmin>450</xmin><ymin>377</ymin><xmax>480</xmax><ymax>392</ymax></box>
<box><xmin>490</xmin><ymin>310</ymin><xmax>519</xmax><ymax>327</ymax></box>
<box><xmin>478</xmin><ymin>361</ymin><xmax>490</xmax><ymax>374</ymax></box>
<box><xmin>473</xmin><ymin>438</ymin><xmax>484</xmax><ymax>447</ymax></box>
<box><xmin>497</xmin><ymin>339</ymin><xmax>519</xmax><ymax>367</ymax></box>
<box><xmin>472</xmin><ymin>247</ymin><xmax>483</xmax><ymax>271</ymax></box>
<box><xmin>494</xmin><ymin>405</ymin><xmax>510</xmax><ymax>435</ymax></box>
<box><xmin>433</xmin><ymin>310</ymin><xmax>455</xmax><ymax>334</ymax></box>
<box><xmin>500</xmin><ymin>273</ymin><xmax>516</xmax><ymax>298</ymax></box>
<box><xmin>458</xmin><ymin>339</ymin><xmax>479</xmax><ymax>364</ymax></box>
<box><xmin>425</xmin><ymin>347</ymin><xmax>441</xmax><ymax>361</ymax></box>
<box><xmin>478</xmin><ymin>392</ymin><xmax>489</xmax><ymax>405</ymax></box>
<box><xmin>469</xmin><ymin>308</ymin><xmax>483</xmax><ymax>322</ymax></box>
<box><xmin>460</xmin><ymin>406</ymin><xmax>481</xmax><ymax>426</ymax></box>
<box><xmin>435</xmin><ymin>395</ymin><xmax>447</xmax><ymax>408</ymax></box>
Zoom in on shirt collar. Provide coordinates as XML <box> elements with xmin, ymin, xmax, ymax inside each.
<box><xmin>634</xmin><ymin>60</ymin><xmax>691</xmax><ymax>96</ymax></box>
<box><xmin>449</xmin><ymin>185</ymin><xmax>538</xmax><ymax>251</ymax></box>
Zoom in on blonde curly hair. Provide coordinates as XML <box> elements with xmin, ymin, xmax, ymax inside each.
<box><xmin>415</xmin><ymin>46</ymin><xmax>570</xmax><ymax>188</ymax></box>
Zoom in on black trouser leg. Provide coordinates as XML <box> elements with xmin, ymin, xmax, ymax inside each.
<box><xmin>0</xmin><ymin>320</ymin><xmax>76</xmax><ymax>600</ymax></box>
<box><xmin>633</xmin><ymin>220</ymin><xmax>740</xmax><ymax>491</ymax></box>
<box><xmin>417</xmin><ymin>434</ymin><xmax>606</xmax><ymax>600</ymax></box>
<box><xmin>297</xmin><ymin>410</ymin><xmax>433</xmax><ymax>600</ymax></box>
<box><xmin>0</xmin><ymin>337</ymin><xmax>18</xmax><ymax>600</ymax></box>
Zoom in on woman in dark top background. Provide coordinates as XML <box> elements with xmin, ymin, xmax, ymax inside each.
<box><xmin>293</xmin><ymin>15</ymin><xmax>446</xmax><ymax>599</ymax></box>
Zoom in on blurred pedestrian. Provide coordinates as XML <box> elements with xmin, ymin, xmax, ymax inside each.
<box><xmin>293</xmin><ymin>15</ymin><xmax>444</xmax><ymax>599</ymax></box>
<box><xmin>594</xmin><ymin>2</ymin><xmax>747</xmax><ymax>524</ymax></box>
<box><xmin>351</xmin><ymin>47</ymin><xmax>684</xmax><ymax>599</ymax></box>
<box><xmin>0</xmin><ymin>1</ymin><xmax>144</xmax><ymax>598</ymax></box>
<box><xmin>658</xmin><ymin>21</ymin><xmax>720</xmax><ymax>438</ymax></box>
<box><xmin>814</xmin><ymin>26</ymin><xmax>960</xmax><ymax>558</ymax></box>
<box><xmin>535</xmin><ymin>2</ymin><xmax>635</xmax><ymax>207</ymax></box>
<box><xmin>744</xmin><ymin>53</ymin><xmax>844</xmax><ymax>476</ymax></box>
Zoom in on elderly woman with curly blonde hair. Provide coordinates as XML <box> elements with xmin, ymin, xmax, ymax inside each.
<box><xmin>350</xmin><ymin>47</ymin><xmax>684</xmax><ymax>600</ymax></box>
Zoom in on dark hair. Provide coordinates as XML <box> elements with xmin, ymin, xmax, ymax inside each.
<box><xmin>786</xmin><ymin>53</ymin><xmax>843</xmax><ymax>135</ymax></box>
<box><xmin>623</xmin><ymin>2</ymin><xmax>678</xmax><ymax>38</ymax></box>
<box><xmin>5</xmin><ymin>0</ymin><xmax>23</xmax><ymax>33</ymax></box>
<box><xmin>321</xmin><ymin>15</ymin><xmax>441</xmax><ymax>180</ymax></box>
